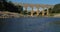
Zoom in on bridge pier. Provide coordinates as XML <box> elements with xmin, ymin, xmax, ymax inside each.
<box><xmin>36</xmin><ymin>8</ymin><xmax>39</xmax><ymax>16</ymax></box>
<box><xmin>31</xmin><ymin>8</ymin><xmax>34</xmax><ymax>16</ymax></box>
<box><xmin>24</xmin><ymin>4</ymin><xmax>28</xmax><ymax>13</ymax></box>
<box><xmin>25</xmin><ymin>7</ymin><xmax>27</xmax><ymax>11</ymax></box>
<box><xmin>47</xmin><ymin>9</ymin><xmax>49</xmax><ymax>16</ymax></box>
<box><xmin>25</xmin><ymin>7</ymin><xmax>28</xmax><ymax>13</ymax></box>
<box><xmin>42</xmin><ymin>8</ymin><xmax>44</xmax><ymax>16</ymax></box>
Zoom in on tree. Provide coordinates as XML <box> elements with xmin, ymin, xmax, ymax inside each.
<box><xmin>28</xmin><ymin>12</ymin><xmax>31</xmax><ymax>15</ymax></box>
<box><xmin>48</xmin><ymin>8</ymin><xmax>53</xmax><ymax>13</ymax></box>
<box><xmin>0</xmin><ymin>0</ymin><xmax>9</xmax><ymax>11</ymax></box>
<box><xmin>0</xmin><ymin>0</ymin><xmax>23</xmax><ymax>13</ymax></box>
<box><xmin>23</xmin><ymin>10</ymin><xmax>27</xmax><ymax>15</ymax></box>
<box><xmin>17</xmin><ymin>5</ymin><xmax>23</xmax><ymax>13</ymax></box>
<box><xmin>52</xmin><ymin>4</ymin><xmax>60</xmax><ymax>13</ymax></box>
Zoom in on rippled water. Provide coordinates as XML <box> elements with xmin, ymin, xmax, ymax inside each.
<box><xmin>0</xmin><ymin>17</ymin><xmax>60</xmax><ymax>32</ymax></box>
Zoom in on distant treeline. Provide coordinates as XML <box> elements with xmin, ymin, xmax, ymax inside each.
<box><xmin>44</xmin><ymin>4</ymin><xmax>60</xmax><ymax>13</ymax></box>
<box><xmin>0</xmin><ymin>0</ymin><xmax>23</xmax><ymax>13</ymax></box>
<box><xmin>52</xmin><ymin>4</ymin><xmax>60</xmax><ymax>13</ymax></box>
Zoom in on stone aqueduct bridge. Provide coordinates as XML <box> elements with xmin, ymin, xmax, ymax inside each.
<box><xmin>16</xmin><ymin>3</ymin><xmax>54</xmax><ymax>16</ymax></box>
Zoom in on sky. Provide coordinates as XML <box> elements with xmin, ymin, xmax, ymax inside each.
<box><xmin>8</xmin><ymin>0</ymin><xmax>60</xmax><ymax>11</ymax></box>
<box><xmin>9</xmin><ymin>0</ymin><xmax>60</xmax><ymax>5</ymax></box>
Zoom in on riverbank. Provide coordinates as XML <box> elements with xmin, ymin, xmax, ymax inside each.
<box><xmin>0</xmin><ymin>11</ymin><xmax>60</xmax><ymax>18</ymax></box>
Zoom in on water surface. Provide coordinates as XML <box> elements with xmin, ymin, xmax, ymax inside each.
<box><xmin>0</xmin><ymin>17</ymin><xmax>60</xmax><ymax>32</ymax></box>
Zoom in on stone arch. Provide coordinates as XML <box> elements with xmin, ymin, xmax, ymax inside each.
<box><xmin>23</xmin><ymin>7</ymin><xmax>26</xmax><ymax>11</ymax></box>
<box><xmin>33</xmin><ymin>7</ymin><xmax>37</xmax><ymax>15</ymax></box>
<box><xmin>33</xmin><ymin>7</ymin><xmax>37</xmax><ymax>11</ymax></box>
<box><xmin>21</xmin><ymin>3</ymin><xmax>54</xmax><ymax>16</ymax></box>
<box><xmin>39</xmin><ymin>7</ymin><xmax>43</xmax><ymax>15</ymax></box>
<box><xmin>27</xmin><ymin>6</ymin><xmax>32</xmax><ymax>12</ymax></box>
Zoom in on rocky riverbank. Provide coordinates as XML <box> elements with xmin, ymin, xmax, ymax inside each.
<box><xmin>0</xmin><ymin>11</ymin><xmax>60</xmax><ymax>18</ymax></box>
<box><xmin>0</xmin><ymin>11</ymin><xmax>21</xmax><ymax>18</ymax></box>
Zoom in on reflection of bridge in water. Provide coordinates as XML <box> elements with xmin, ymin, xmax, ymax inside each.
<box><xmin>15</xmin><ymin>3</ymin><xmax>54</xmax><ymax>16</ymax></box>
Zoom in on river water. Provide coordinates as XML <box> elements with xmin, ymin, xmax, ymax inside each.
<box><xmin>0</xmin><ymin>17</ymin><xmax>60</xmax><ymax>32</ymax></box>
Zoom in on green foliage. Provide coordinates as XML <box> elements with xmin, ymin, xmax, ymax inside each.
<box><xmin>23</xmin><ymin>10</ymin><xmax>27</xmax><ymax>15</ymax></box>
<box><xmin>0</xmin><ymin>0</ymin><xmax>23</xmax><ymax>13</ymax></box>
<box><xmin>52</xmin><ymin>4</ymin><xmax>60</xmax><ymax>13</ymax></box>
<box><xmin>28</xmin><ymin>12</ymin><xmax>31</xmax><ymax>15</ymax></box>
<box><xmin>48</xmin><ymin>8</ymin><xmax>53</xmax><ymax>13</ymax></box>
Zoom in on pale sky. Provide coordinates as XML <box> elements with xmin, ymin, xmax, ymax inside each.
<box><xmin>9</xmin><ymin>0</ymin><xmax>60</xmax><ymax>5</ymax></box>
<box><xmin>8</xmin><ymin>0</ymin><xmax>60</xmax><ymax>11</ymax></box>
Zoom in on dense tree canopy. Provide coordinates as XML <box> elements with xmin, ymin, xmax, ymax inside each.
<box><xmin>0</xmin><ymin>0</ymin><xmax>23</xmax><ymax>13</ymax></box>
<box><xmin>52</xmin><ymin>4</ymin><xmax>60</xmax><ymax>13</ymax></box>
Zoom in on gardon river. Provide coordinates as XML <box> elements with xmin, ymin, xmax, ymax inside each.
<box><xmin>0</xmin><ymin>17</ymin><xmax>60</xmax><ymax>32</ymax></box>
